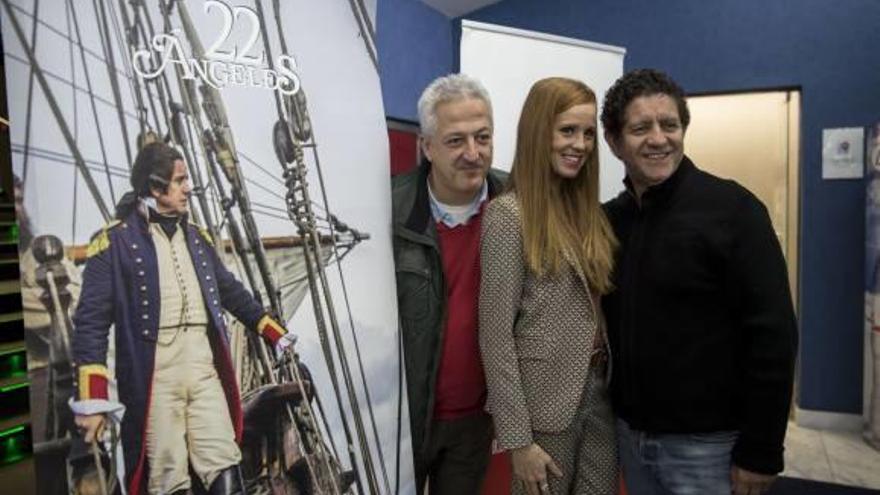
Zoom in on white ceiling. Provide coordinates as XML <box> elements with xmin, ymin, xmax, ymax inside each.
<box><xmin>419</xmin><ymin>0</ymin><xmax>505</xmax><ymax>18</ymax></box>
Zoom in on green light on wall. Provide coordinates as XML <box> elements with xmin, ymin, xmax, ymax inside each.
<box><xmin>9</xmin><ymin>353</ymin><xmax>24</xmax><ymax>371</ymax></box>
<box><xmin>4</xmin><ymin>435</ymin><xmax>21</xmax><ymax>453</ymax></box>
<box><xmin>0</xmin><ymin>351</ymin><xmax>28</xmax><ymax>381</ymax></box>
<box><xmin>1</xmin><ymin>453</ymin><xmax>27</xmax><ymax>464</ymax></box>
<box><xmin>0</xmin><ymin>381</ymin><xmax>28</xmax><ymax>393</ymax></box>
<box><xmin>3</xmin><ymin>370</ymin><xmax>27</xmax><ymax>380</ymax></box>
<box><xmin>0</xmin><ymin>347</ymin><xmax>24</xmax><ymax>358</ymax></box>
<box><xmin>0</xmin><ymin>425</ymin><xmax>24</xmax><ymax>439</ymax></box>
<box><xmin>0</xmin><ymin>425</ymin><xmax>31</xmax><ymax>466</ymax></box>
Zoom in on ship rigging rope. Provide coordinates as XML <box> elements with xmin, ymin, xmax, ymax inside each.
<box><xmin>3</xmin><ymin>54</ymin><xmax>139</xmax><ymax>124</ymax></box>
<box><xmin>239</xmin><ymin>151</ymin><xmax>285</xmax><ymax>187</ymax></box>
<box><xmin>149</xmin><ymin>0</ymin><xmax>226</xmax><ymax>243</ymax></box>
<box><xmin>134</xmin><ymin>0</ymin><xmax>177</xmax><ymax>142</ymax></box>
<box><xmin>10</xmin><ymin>144</ymin><xmax>130</xmax><ymax>179</ymax></box>
<box><xmin>9</xmin><ymin>9</ymin><xmax>297</xmax><ymax>233</ymax></box>
<box><xmin>242</xmin><ymin>148</ymin><xmax>342</xmax><ymax>221</ymax></box>
<box><xmin>1</xmin><ymin>0</ymin><xmax>112</xmax><ymax>231</ymax></box>
<box><xmin>256</xmin><ymin>1</ymin><xmax>389</xmax><ymax>492</ymax></box>
<box><xmin>145</xmin><ymin>1</ymin><xmax>190</xmax><ymax>146</ymax></box>
<box><xmin>108</xmin><ymin>0</ymin><xmax>148</xmax><ymax>137</ymax></box>
<box><xmin>104</xmin><ymin>0</ymin><xmax>139</xmax><ymax>119</ymax></box>
<box><xmin>346</xmin><ymin>0</ymin><xmax>378</xmax><ymax>73</ymax></box>
<box><xmin>244</xmin><ymin>178</ymin><xmax>284</xmax><ymax>201</ymax></box>
<box><xmin>154</xmin><ymin>1</ymin><xmax>226</xmax><ymax>243</ymax></box>
<box><xmin>90</xmin><ymin>0</ymin><xmax>132</xmax><ymax>167</ymax></box>
<box><xmin>266</xmin><ymin>2</ymin><xmax>393</xmax><ymax>492</ymax></box>
<box><xmin>311</xmin><ymin>108</ymin><xmax>394</xmax><ymax>495</ymax></box>
<box><xmin>68</xmin><ymin>0</ymin><xmax>118</xmax><ymax>205</ymax></box>
<box><xmin>11</xmin><ymin>143</ymin><xmax>128</xmax><ymax>172</ymax></box>
<box><xmin>20</xmin><ymin>0</ymin><xmax>39</xmax><ymax>186</ymax></box>
<box><xmin>165</xmin><ymin>3</ymin><xmax>340</xmax><ymax>492</ymax></box>
<box><xmin>181</xmin><ymin>97</ymin><xmax>224</xmax><ymax>236</ymax></box>
<box><xmin>177</xmin><ymin>95</ymin><xmax>219</xmax><ymax>231</ymax></box>
<box><xmin>6</xmin><ymin>3</ymin><xmax>133</xmax><ymax>80</ymax></box>
<box><xmin>247</xmin><ymin>3</ymin><xmax>354</xmax><ymax>493</ymax></box>
<box><xmin>133</xmin><ymin>0</ymin><xmax>213</xmax><ymax>231</ymax></box>
<box><xmin>66</xmin><ymin>0</ymin><xmax>80</xmax><ymax>244</ymax></box>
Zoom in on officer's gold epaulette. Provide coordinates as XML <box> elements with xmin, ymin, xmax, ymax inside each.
<box><xmin>189</xmin><ymin>221</ymin><xmax>214</xmax><ymax>246</ymax></box>
<box><xmin>86</xmin><ymin>220</ymin><xmax>122</xmax><ymax>258</ymax></box>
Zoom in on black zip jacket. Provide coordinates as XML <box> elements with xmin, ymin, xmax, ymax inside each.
<box><xmin>602</xmin><ymin>157</ymin><xmax>798</xmax><ymax>474</ymax></box>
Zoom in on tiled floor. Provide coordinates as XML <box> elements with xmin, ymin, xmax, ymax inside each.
<box><xmin>784</xmin><ymin>421</ymin><xmax>880</xmax><ymax>489</ymax></box>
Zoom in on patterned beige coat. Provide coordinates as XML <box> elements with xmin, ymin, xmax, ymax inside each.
<box><xmin>479</xmin><ymin>193</ymin><xmax>604</xmax><ymax>451</ymax></box>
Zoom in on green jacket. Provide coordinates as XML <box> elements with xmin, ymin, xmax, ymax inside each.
<box><xmin>391</xmin><ymin>163</ymin><xmax>507</xmax><ymax>459</ymax></box>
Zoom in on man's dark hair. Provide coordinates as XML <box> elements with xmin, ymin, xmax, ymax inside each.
<box><xmin>131</xmin><ymin>142</ymin><xmax>182</xmax><ymax>197</ymax></box>
<box><xmin>114</xmin><ymin>142</ymin><xmax>183</xmax><ymax>219</ymax></box>
<box><xmin>601</xmin><ymin>69</ymin><xmax>690</xmax><ymax>140</ymax></box>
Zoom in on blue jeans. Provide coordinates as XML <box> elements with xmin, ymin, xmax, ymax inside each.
<box><xmin>617</xmin><ymin>419</ymin><xmax>738</xmax><ymax>495</ymax></box>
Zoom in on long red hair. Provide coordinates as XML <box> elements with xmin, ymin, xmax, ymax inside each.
<box><xmin>507</xmin><ymin>77</ymin><xmax>617</xmax><ymax>293</ymax></box>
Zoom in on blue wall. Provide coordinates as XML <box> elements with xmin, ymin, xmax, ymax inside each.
<box><xmin>376</xmin><ymin>0</ymin><xmax>880</xmax><ymax>415</ymax></box>
<box><xmin>376</xmin><ymin>0</ymin><xmax>454</xmax><ymax>122</ymax></box>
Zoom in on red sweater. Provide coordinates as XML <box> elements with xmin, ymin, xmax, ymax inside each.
<box><xmin>433</xmin><ymin>213</ymin><xmax>487</xmax><ymax>420</ymax></box>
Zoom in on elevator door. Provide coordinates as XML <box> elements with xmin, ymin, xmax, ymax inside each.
<box><xmin>684</xmin><ymin>90</ymin><xmax>800</xmax><ymax>311</ymax></box>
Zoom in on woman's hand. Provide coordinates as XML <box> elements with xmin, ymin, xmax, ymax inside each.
<box><xmin>511</xmin><ymin>443</ymin><xmax>563</xmax><ymax>495</ymax></box>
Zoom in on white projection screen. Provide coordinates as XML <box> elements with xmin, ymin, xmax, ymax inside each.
<box><xmin>460</xmin><ymin>20</ymin><xmax>627</xmax><ymax>201</ymax></box>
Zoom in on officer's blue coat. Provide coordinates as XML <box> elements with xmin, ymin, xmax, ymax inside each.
<box><xmin>72</xmin><ymin>209</ymin><xmax>266</xmax><ymax>495</ymax></box>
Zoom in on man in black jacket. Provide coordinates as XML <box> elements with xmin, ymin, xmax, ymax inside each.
<box><xmin>601</xmin><ymin>69</ymin><xmax>797</xmax><ymax>495</ymax></box>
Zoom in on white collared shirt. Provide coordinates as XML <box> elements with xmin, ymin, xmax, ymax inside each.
<box><xmin>427</xmin><ymin>179</ymin><xmax>488</xmax><ymax>228</ymax></box>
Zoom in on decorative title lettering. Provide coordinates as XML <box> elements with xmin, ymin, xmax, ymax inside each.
<box><xmin>132</xmin><ymin>1</ymin><xmax>301</xmax><ymax>95</ymax></box>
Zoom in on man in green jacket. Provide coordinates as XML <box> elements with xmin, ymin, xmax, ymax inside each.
<box><xmin>392</xmin><ymin>73</ymin><xmax>506</xmax><ymax>495</ymax></box>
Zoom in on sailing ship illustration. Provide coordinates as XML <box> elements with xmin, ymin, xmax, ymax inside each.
<box><xmin>1</xmin><ymin>0</ymin><xmax>400</xmax><ymax>493</ymax></box>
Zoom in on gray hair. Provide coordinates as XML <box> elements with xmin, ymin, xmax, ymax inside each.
<box><xmin>417</xmin><ymin>73</ymin><xmax>493</xmax><ymax>137</ymax></box>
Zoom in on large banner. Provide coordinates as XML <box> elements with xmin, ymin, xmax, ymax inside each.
<box><xmin>866</xmin><ymin>122</ymin><xmax>880</xmax><ymax>451</ymax></box>
<box><xmin>1</xmin><ymin>0</ymin><xmax>412</xmax><ymax>493</ymax></box>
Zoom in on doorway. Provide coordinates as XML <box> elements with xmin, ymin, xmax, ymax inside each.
<box><xmin>684</xmin><ymin>90</ymin><xmax>801</xmax><ymax>312</ymax></box>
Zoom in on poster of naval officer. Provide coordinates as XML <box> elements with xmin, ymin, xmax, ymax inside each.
<box><xmin>867</xmin><ymin>122</ymin><xmax>880</xmax><ymax>451</ymax></box>
<box><xmin>1</xmin><ymin>0</ymin><xmax>411</xmax><ymax>493</ymax></box>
